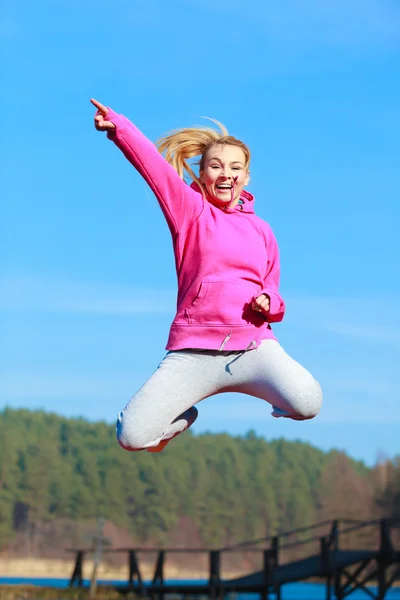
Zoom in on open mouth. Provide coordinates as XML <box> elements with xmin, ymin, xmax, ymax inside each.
<box><xmin>216</xmin><ymin>184</ymin><xmax>232</xmax><ymax>193</ymax></box>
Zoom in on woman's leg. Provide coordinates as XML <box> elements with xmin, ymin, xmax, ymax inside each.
<box><xmin>116</xmin><ymin>350</ymin><xmax>221</xmax><ymax>451</ymax></box>
<box><xmin>218</xmin><ymin>340</ymin><xmax>322</xmax><ymax>420</ymax></box>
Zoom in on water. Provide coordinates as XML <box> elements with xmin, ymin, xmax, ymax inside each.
<box><xmin>0</xmin><ymin>579</ymin><xmax>399</xmax><ymax>599</ymax></box>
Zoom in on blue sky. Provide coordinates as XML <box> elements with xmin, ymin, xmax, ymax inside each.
<box><xmin>1</xmin><ymin>0</ymin><xmax>399</xmax><ymax>466</ymax></box>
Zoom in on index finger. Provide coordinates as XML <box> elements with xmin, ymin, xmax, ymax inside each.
<box><xmin>90</xmin><ymin>98</ymin><xmax>108</xmax><ymax>116</ymax></box>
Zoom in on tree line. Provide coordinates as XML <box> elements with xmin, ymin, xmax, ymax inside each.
<box><xmin>0</xmin><ymin>408</ymin><xmax>398</xmax><ymax>555</ymax></box>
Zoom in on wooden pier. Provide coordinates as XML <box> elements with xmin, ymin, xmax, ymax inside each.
<box><xmin>68</xmin><ymin>517</ymin><xmax>400</xmax><ymax>599</ymax></box>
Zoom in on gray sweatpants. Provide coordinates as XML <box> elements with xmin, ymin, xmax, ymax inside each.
<box><xmin>116</xmin><ymin>339</ymin><xmax>322</xmax><ymax>451</ymax></box>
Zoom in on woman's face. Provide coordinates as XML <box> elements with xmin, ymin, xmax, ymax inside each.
<box><xmin>200</xmin><ymin>144</ymin><xmax>250</xmax><ymax>208</ymax></box>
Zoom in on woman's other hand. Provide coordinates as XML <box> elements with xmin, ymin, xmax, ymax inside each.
<box><xmin>252</xmin><ymin>294</ymin><xmax>270</xmax><ymax>316</ymax></box>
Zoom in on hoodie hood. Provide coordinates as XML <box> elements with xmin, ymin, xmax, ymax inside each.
<box><xmin>189</xmin><ymin>181</ymin><xmax>255</xmax><ymax>214</ymax></box>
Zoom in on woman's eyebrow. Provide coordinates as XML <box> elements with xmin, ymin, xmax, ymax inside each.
<box><xmin>208</xmin><ymin>157</ymin><xmax>244</xmax><ymax>165</ymax></box>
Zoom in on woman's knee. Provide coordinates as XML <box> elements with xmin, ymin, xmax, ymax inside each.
<box><xmin>292</xmin><ymin>379</ymin><xmax>323</xmax><ymax>420</ymax></box>
<box><xmin>116</xmin><ymin>411</ymin><xmax>157</xmax><ymax>451</ymax></box>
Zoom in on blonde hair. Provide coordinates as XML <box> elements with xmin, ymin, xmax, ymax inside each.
<box><xmin>156</xmin><ymin>119</ymin><xmax>250</xmax><ymax>194</ymax></box>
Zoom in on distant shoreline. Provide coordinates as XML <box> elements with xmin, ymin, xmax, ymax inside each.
<box><xmin>0</xmin><ymin>557</ymin><xmax>237</xmax><ymax>581</ymax></box>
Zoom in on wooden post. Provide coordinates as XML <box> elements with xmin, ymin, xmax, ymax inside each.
<box><xmin>272</xmin><ymin>537</ymin><xmax>280</xmax><ymax>600</ymax></box>
<box><xmin>330</xmin><ymin>520</ymin><xmax>339</xmax><ymax>550</ymax></box>
<box><xmin>321</xmin><ymin>534</ymin><xmax>334</xmax><ymax>600</ymax></box>
<box><xmin>377</xmin><ymin>557</ymin><xmax>386</xmax><ymax>600</ymax></box>
<box><xmin>261</xmin><ymin>549</ymin><xmax>271</xmax><ymax>600</ymax></box>
<box><xmin>276</xmin><ymin>583</ymin><xmax>282</xmax><ymax>600</ymax></box>
<box><xmin>153</xmin><ymin>550</ymin><xmax>165</xmax><ymax>583</ymax></box>
<box><xmin>334</xmin><ymin>568</ymin><xmax>342</xmax><ymax>600</ymax></box>
<box><xmin>378</xmin><ymin>518</ymin><xmax>392</xmax><ymax>600</ymax></box>
<box><xmin>89</xmin><ymin>516</ymin><xmax>106</xmax><ymax>598</ymax></box>
<box><xmin>153</xmin><ymin>551</ymin><xmax>165</xmax><ymax>600</ymax></box>
<box><xmin>380</xmin><ymin>519</ymin><xmax>393</xmax><ymax>556</ymax></box>
<box><xmin>69</xmin><ymin>550</ymin><xmax>84</xmax><ymax>588</ymax></box>
<box><xmin>329</xmin><ymin>519</ymin><xmax>339</xmax><ymax>600</ymax></box>
<box><xmin>326</xmin><ymin>573</ymin><xmax>332</xmax><ymax>600</ymax></box>
<box><xmin>321</xmin><ymin>537</ymin><xmax>330</xmax><ymax>573</ymax></box>
<box><xmin>129</xmin><ymin>550</ymin><xmax>144</xmax><ymax>594</ymax></box>
<box><xmin>209</xmin><ymin>550</ymin><xmax>221</xmax><ymax>600</ymax></box>
<box><xmin>271</xmin><ymin>536</ymin><xmax>279</xmax><ymax>567</ymax></box>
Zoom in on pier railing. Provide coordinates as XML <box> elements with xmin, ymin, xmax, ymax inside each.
<box><xmin>66</xmin><ymin>517</ymin><xmax>400</xmax><ymax>598</ymax></box>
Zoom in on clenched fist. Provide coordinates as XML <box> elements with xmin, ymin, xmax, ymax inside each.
<box><xmin>252</xmin><ymin>293</ymin><xmax>270</xmax><ymax>316</ymax></box>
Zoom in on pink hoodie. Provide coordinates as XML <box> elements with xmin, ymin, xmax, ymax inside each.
<box><xmin>104</xmin><ymin>109</ymin><xmax>285</xmax><ymax>351</ymax></box>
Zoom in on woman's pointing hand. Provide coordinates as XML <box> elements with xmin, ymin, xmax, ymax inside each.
<box><xmin>90</xmin><ymin>98</ymin><xmax>116</xmax><ymax>132</ymax></box>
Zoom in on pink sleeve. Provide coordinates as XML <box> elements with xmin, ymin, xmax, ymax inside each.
<box><xmin>259</xmin><ymin>225</ymin><xmax>285</xmax><ymax>323</ymax></box>
<box><xmin>103</xmin><ymin>108</ymin><xmax>204</xmax><ymax>235</ymax></box>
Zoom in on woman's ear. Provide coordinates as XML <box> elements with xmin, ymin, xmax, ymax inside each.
<box><xmin>199</xmin><ymin>169</ymin><xmax>204</xmax><ymax>184</ymax></box>
<box><xmin>244</xmin><ymin>170</ymin><xmax>250</xmax><ymax>186</ymax></box>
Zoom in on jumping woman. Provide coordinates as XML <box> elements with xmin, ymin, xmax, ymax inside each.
<box><xmin>91</xmin><ymin>99</ymin><xmax>323</xmax><ymax>453</ymax></box>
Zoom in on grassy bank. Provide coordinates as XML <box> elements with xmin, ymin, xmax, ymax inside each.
<box><xmin>0</xmin><ymin>587</ymin><xmax>128</xmax><ymax>600</ymax></box>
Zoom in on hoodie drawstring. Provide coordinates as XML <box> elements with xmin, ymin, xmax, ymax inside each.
<box><xmin>219</xmin><ymin>333</ymin><xmax>232</xmax><ymax>351</ymax></box>
<box><xmin>245</xmin><ymin>340</ymin><xmax>257</xmax><ymax>352</ymax></box>
<box><xmin>219</xmin><ymin>335</ymin><xmax>257</xmax><ymax>353</ymax></box>
<box><xmin>224</xmin><ymin>339</ymin><xmax>257</xmax><ymax>374</ymax></box>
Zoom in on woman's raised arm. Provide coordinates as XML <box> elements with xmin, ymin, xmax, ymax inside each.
<box><xmin>91</xmin><ymin>99</ymin><xmax>204</xmax><ymax>236</ymax></box>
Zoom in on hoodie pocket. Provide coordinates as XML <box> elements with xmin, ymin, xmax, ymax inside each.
<box><xmin>185</xmin><ymin>280</ymin><xmax>257</xmax><ymax>326</ymax></box>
